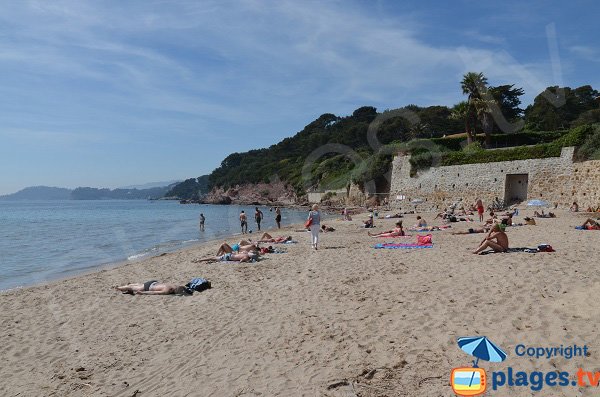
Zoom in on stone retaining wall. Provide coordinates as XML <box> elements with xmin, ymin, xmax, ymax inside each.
<box><xmin>389</xmin><ymin>147</ymin><xmax>600</xmax><ymax>210</ymax></box>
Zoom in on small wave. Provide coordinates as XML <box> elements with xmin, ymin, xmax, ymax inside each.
<box><xmin>127</xmin><ymin>252</ymin><xmax>150</xmax><ymax>261</ymax></box>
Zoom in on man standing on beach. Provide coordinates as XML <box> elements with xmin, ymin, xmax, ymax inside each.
<box><xmin>254</xmin><ymin>207</ymin><xmax>263</xmax><ymax>231</ymax></box>
<box><xmin>275</xmin><ymin>207</ymin><xmax>281</xmax><ymax>229</ymax></box>
<box><xmin>240</xmin><ymin>210</ymin><xmax>248</xmax><ymax>234</ymax></box>
<box><xmin>199</xmin><ymin>213</ymin><xmax>205</xmax><ymax>232</ymax></box>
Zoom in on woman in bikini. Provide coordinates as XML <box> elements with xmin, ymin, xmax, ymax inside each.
<box><xmin>257</xmin><ymin>233</ymin><xmax>292</xmax><ymax>243</ymax></box>
<box><xmin>196</xmin><ymin>251</ymin><xmax>256</xmax><ymax>263</ymax></box>
<box><xmin>115</xmin><ymin>281</ymin><xmax>189</xmax><ymax>295</ymax></box>
<box><xmin>368</xmin><ymin>221</ymin><xmax>405</xmax><ymax>237</ymax></box>
<box><xmin>216</xmin><ymin>241</ymin><xmax>258</xmax><ymax>255</ymax></box>
<box><xmin>581</xmin><ymin>218</ymin><xmax>600</xmax><ymax>230</ymax></box>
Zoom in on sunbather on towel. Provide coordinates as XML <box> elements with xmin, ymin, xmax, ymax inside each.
<box><xmin>473</xmin><ymin>224</ymin><xmax>509</xmax><ymax>254</ymax></box>
<box><xmin>369</xmin><ymin>221</ymin><xmax>405</xmax><ymax>237</ymax></box>
<box><xmin>196</xmin><ymin>252</ymin><xmax>257</xmax><ymax>263</ymax></box>
<box><xmin>581</xmin><ymin>218</ymin><xmax>600</xmax><ymax>230</ymax></box>
<box><xmin>217</xmin><ymin>241</ymin><xmax>258</xmax><ymax>256</ymax></box>
<box><xmin>116</xmin><ymin>281</ymin><xmax>190</xmax><ymax>295</ymax></box>
<box><xmin>257</xmin><ymin>233</ymin><xmax>292</xmax><ymax>243</ymax></box>
<box><xmin>452</xmin><ymin>226</ymin><xmax>490</xmax><ymax>235</ymax></box>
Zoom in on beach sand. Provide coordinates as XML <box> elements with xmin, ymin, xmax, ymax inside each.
<box><xmin>1</xmin><ymin>210</ymin><xmax>600</xmax><ymax>396</ymax></box>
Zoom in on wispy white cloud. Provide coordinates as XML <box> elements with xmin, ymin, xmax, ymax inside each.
<box><xmin>0</xmin><ymin>0</ymin><xmax>580</xmax><ymax>193</ymax></box>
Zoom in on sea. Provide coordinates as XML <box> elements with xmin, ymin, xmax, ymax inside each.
<box><xmin>0</xmin><ymin>200</ymin><xmax>313</xmax><ymax>291</ymax></box>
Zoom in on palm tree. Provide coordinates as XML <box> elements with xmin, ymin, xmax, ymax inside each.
<box><xmin>460</xmin><ymin>72</ymin><xmax>494</xmax><ymax>146</ymax></box>
<box><xmin>450</xmin><ymin>101</ymin><xmax>472</xmax><ymax>143</ymax></box>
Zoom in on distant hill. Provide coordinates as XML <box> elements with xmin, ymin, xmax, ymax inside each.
<box><xmin>0</xmin><ymin>186</ymin><xmax>72</xmax><ymax>200</ymax></box>
<box><xmin>1</xmin><ymin>183</ymin><xmax>180</xmax><ymax>200</ymax></box>
<box><xmin>71</xmin><ymin>185</ymin><xmax>178</xmax><ymax>200</ymax></box>
<box><xmin>119</xmin><ymin>180</ymin><xmax>182</xmax><ymax>189</ymax></box>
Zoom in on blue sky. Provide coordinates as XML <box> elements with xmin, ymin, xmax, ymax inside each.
<box><xmin>0</xmin><ymin>0</ymin><xmax>598</xmax><ymax>195</ymax></box>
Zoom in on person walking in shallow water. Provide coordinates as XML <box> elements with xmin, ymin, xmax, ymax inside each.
<box><xmin>275</xmin><ymin>207</ymin><xmax>282</xmax><ymax>229</ymax></box>
<box><xmin>254</xmin><ymin>207</ymin><xmax>263</xmax><ymax>231</ymax></box>
<box><xmin>307</xmin><ymin>204</ymin><xmax>321</xmax><ymax>250</ymax></box>
<box><xmin>199</xmin><ymin>213</ymin><xmax>205</xmax><ymax>232</ymax></box>
<box><xmin>239</xmin><ymin>210</ymin><xmax>248</xmax><ymax>234</ymax></box>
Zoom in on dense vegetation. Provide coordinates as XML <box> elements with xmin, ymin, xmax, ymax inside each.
<box><xmin>170</xmin><ymin>75</ymin><xmax>600</xmax><ymax>199</ymax></box>
<box><xmin>71</xmin><ymin>186</ymin><xmax>175</xmax><ymax>200</ymax></box>
<box><xmin>163</xmin><ymin>175</ymin><xmax>210</xmax><ymax>200</ymax></box>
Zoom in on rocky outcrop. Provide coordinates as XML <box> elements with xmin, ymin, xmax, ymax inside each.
<box><xmin>202</xmin><ymin>181</ymin><xmax>298</xmax><ymax>205</ymax></box>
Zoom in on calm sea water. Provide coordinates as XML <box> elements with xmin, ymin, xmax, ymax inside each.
<box><xmin>0</xmin><ymin>200</ymin><xmax>312</xmax><ymax>290</ymax></box>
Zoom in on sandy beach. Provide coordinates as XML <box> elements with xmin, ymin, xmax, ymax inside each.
<box><xmin>2</xmin><ymin>209</ymin><xmax>600</xmax><ymax>396</ymax></box>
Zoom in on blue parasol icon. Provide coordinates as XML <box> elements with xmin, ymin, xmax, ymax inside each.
<box><xmin>457</xmin><ymin>336</ymin><xmax>507</xmax><ymax>387</ymax></box>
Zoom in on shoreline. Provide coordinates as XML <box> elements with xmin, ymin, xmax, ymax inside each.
<box><xmin>0</xmin><ymin>218</ymin><xmax>307</xmax><ymax>294</ymax></box>
<box><xmin>5</xmin><ymin>208</ymin><xmax>596</xmax><ymax>396</ymax></box>
<box><xmin>0</xmin><ymin>201</ymin><xmax>325</xmax><ymax>293</ymax></box>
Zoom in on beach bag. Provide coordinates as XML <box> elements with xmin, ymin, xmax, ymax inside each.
<box><xmin>537</xmin><ymin>244</ymin><xmax>555</xmax><ymax>252</ymax></box>
<box><xmin>417</xmin><ymin>234</ymin><xmax>432</xmax><ymax>245</ymax></box>
<box><xmin>305</xmin><ymin>217</ymin><xmax>313</xmax><ymax>228</ymax></box>
<box><xmin>185</xmin><ymin>277</ymin><xmax>211</xmax><ymax>293</ymax></box>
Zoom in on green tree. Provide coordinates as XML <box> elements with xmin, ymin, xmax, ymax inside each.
<box><xmin>459</xmin><ymin>72</ymin><xmax>489</xmax><ymax>144</ymax></box>
<box><xmin>488</xmin><ymin>84</ymin><xmax>525</xmax><ymax>133</ymax></box>
<box><xmin>524</xmin><ymin>85</ymin><xmax>600</xmax><ymax>130</ymax></box>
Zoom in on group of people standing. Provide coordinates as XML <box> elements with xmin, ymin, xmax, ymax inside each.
<box><xmin>197</xmin><ymin>204</ymin><xmax>323</xmax><ymax>249</ymax></box>
<box><xmin>198</xmin><ymin>207</ymin><xmax>283</xmax><ymax>234</ymax></box>
<box><xmin>238</xmin><ymin>207</ymin><xmax>282</xmax><ymax>234</ymax></box>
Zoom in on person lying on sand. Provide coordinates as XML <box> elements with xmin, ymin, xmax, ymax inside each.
<box><xmin>533</xmin><ymin>210</ymin><xmax>556</xmax><ymax>218</ymax></box>
<box><xmin>452</xmin><ymin>226</ymin><xmax>490</xmax><ymax>235</ymax></box>
<box><xmin>523</xmin><ymin>217</ymin><xmax>536</xmax><ymax>225</ymax></box>
<box><xmin>116</xmin><ymin>281</ymin><xmax>190</xmax><ymax>295</ymax></box>
<box><xmin>368</xmin><ymin>221</ymin><xmax>404</xmax><ymax>237</ymax></box>
<box><xmin>384</xmin><ymin>213</ymin><xmax>403</xmax><ymax>219</ymax></box>
<box><xmin>581</xmin><ymin>218</ymin><xmax>600</xmax><ymax>230</ymax></box>
<box><xmin>473</xmin><ymin>224</ymin><xmax>509</xmax><ymax>254</ymax></box>
<box><xmin>196</xmin><ymin>251</ymin><xmax>257</xmax><ymax>263</ymax></box>
<box><xmin>320</xmin><ymin>224</ymin><xmax>335</xmax><ymax>232</ymax></box>
<box><xmin>257</xmin><ymin>233</ymin><xmax>292</xmax><ymax>243</ymax></box>
<box><xmin>216</xmin><ymin>241</ymin><xmax>258</xmax><ymax>255</ymax></box>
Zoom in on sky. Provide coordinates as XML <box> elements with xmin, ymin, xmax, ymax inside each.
<box><xmin>0</xmin><ymin>0</ymin><xmax>599</xmax><ymax>195</ymax></box>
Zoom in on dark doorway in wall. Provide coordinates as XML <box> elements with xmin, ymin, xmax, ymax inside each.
<box><xmin>504</xmin><ymin>174</ymin><xmax>528</xmax><ymax>204</ymax></box>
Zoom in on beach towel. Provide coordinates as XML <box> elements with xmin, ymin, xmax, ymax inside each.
<box><xmin>373</xmin><ymin>234</ymin><xmax>433</xmax><ymax>249</ymax></box>
<box><xmin>575</xmin><ymin>226</ymin><xmax>599</xmax><ymax>230</ymax></box>
<box><xmin>417</xmin><ymin>234</ymin><xmax>432</xmax><ymax>245</ymax></box>
<box><xmin>373</xmin><ymin>243</ymin><xmax>433</xmax><ymax>249</ymax></box>
<box><xmin>480</xmin><ymin>245</ymin><xmax>554</xmax><ymax>255</ymax></box>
